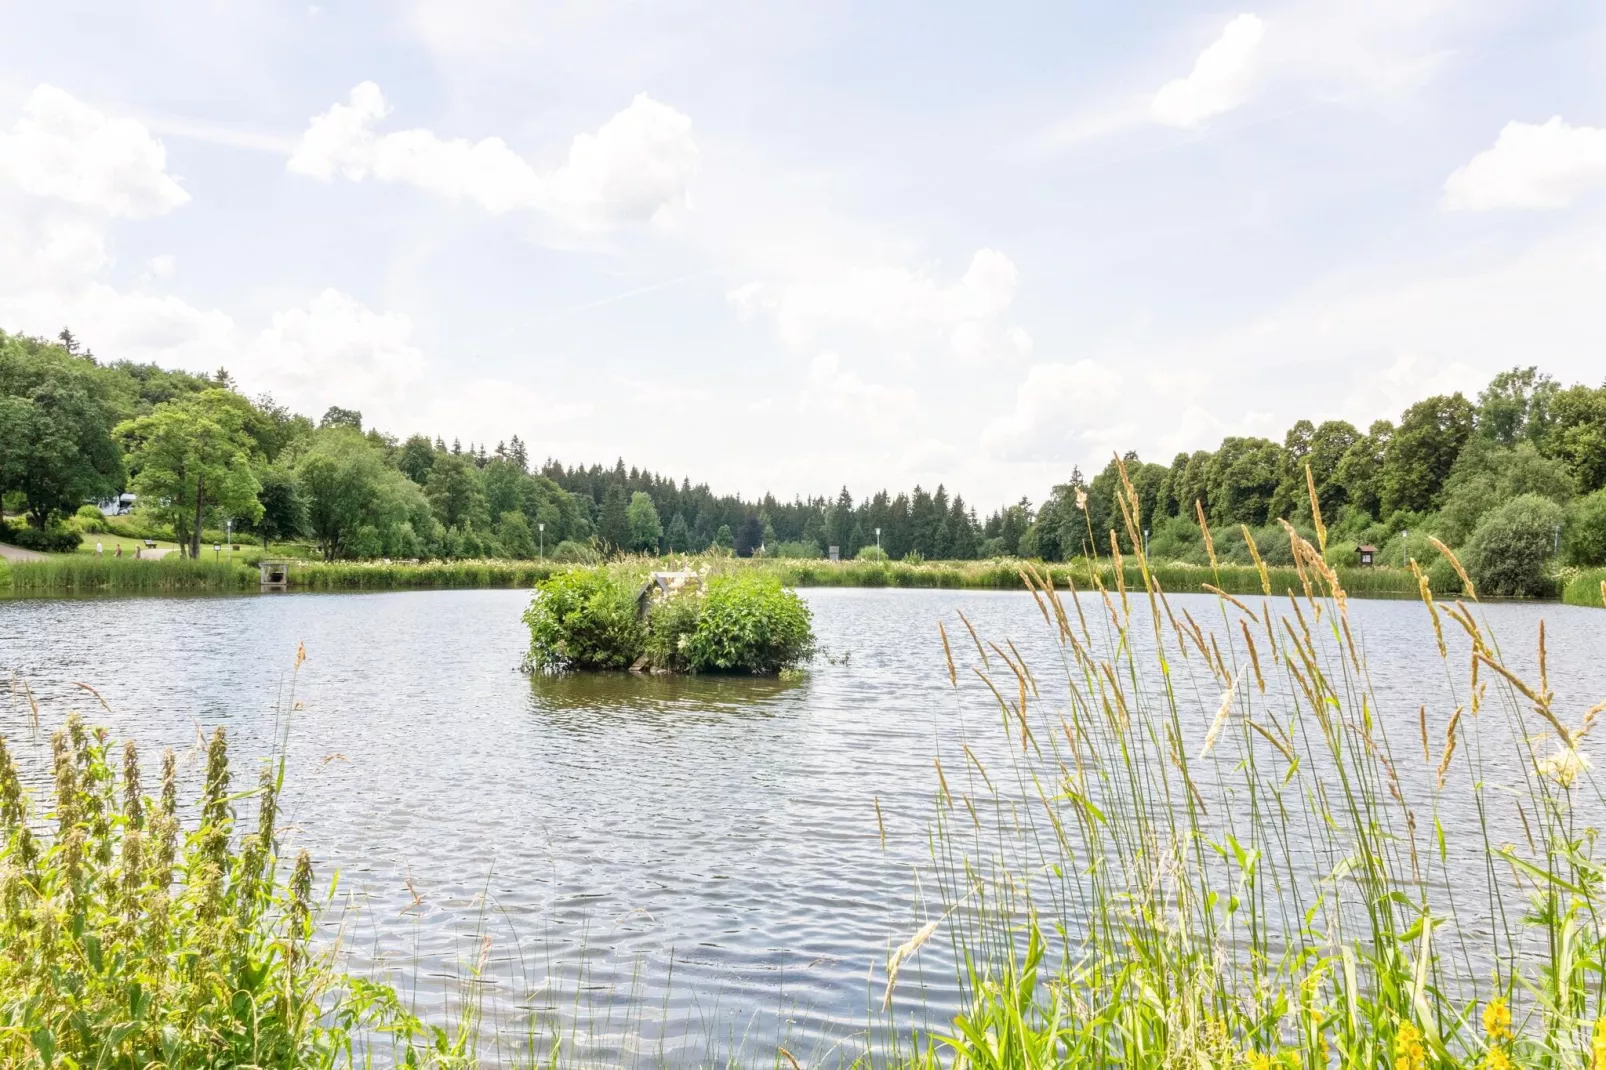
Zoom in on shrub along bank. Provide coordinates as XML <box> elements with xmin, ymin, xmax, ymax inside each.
<box><xmin>522</xmin><ymin>567</ymin><xmax>814</xmax><ymax>675</ymax></box>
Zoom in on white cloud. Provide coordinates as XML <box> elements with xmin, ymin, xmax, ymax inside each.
<box><xmin>983</xmin><ymin>360</ymin><xmax>1126</xmax><ymax>463</ymax></box>
<box><xmin>800</xmin><ymin>351</ymin><xmax>916</xmax><ymax>424</ymax></box>
<box><xmin>0</xmin><ymin>85</ymin><xmax>189</xmax><ymax>218</ymax></box>
<box><xmin>146</xmin><ymin>254</ymin><xmax>177</xmax><ymax>279</ymax></box>
<box><xmin>1443</xmin><ymin>117</ymin><xmax>1606</xmax><ymax>211</ymax></box>
<box><xmin>1151</xmin><ymin>14</ymin><xmax>1266</xmax><ymax>128</ymax></box>
<box><xmin>241</xmin><ymin>289</ymin><xmax>427</xmax><ymax>415</ymax></box>
<box><xmin>287</xmin><ymin>82</ymin><xmax>698</xmax><ymax>227</ymax></box>
<box><xmin>730</xmin><ymin>248</ymin><xmax>1030</xmax><ymax>363</ymax></box>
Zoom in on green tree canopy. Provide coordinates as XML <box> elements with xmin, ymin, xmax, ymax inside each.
<box><xmin>626</xmin><ymin>491</ymin><xmax>663</xmax><ymax>552</ymax></box>
<box><xmin>295</xmin><ymin>429</ymin><xmax>432</xmax><ymax>560</ymax></box>
<box><xmin>117</xmin><ymin>390</ymin><xmax>264</xmax><ymax>557</ymax></box>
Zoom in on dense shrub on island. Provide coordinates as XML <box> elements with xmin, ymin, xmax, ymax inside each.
<box><xmin>522</xmin><ymin>567</ymin><xmax>814</xmax><ymax>675</ymax></box>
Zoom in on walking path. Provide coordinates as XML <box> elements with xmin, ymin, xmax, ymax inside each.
<box><xmin>0</xmin><ymin>542</ymin><xmax>48</xmax><ymax>561</ymax></box>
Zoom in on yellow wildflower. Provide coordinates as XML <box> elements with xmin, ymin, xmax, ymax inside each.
<box><xmin>1593</xmin><ymin>1017</ymin><xmax>1606</xmax><ymax>1070</ymax></box>
<box><xmin>1483</xmin><ymin>997</ymin><xmax>1512</xmax><ymax>1042</ymax></box>
<box><xmin>1394</xmin><ymin>1020</ymin><xmax>1426</xmax><ymax>1070</ymax></box>
<box><xmin>1483</xmin><ymin>1048</ymin><xmax>1513</xmax><ymax>1070</ymax></box>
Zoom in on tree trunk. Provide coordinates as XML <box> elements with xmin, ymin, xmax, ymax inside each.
<box><xmin>191</xmin><ymin>474</ymin><xmax>205</xmax><ymax>559</ymax></box>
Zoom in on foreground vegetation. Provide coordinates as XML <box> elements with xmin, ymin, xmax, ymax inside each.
<box><xmin>0</xmin><ymin>670</ymin><xmax>464</xmax><ymax>1068</ymax></box>
<box><xmin>881</xmin><ymin>466</ymin><xmax>1606</xmax><ymax>1068</ymax></box>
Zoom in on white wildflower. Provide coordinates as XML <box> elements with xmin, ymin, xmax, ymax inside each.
<box><xmin>1538</xmin><ymin>745</ymin><xmax>1592</xmax><ymax>789</ymax></box>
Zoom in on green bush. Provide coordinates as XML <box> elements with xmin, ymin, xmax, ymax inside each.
<box><xmin>73</xmin><ymin>503</ymin><xmax>108</xmax><ymax>532</ymax></box>
<box><xmin>681</xmin><ymin>573</ymin><xmax>814</xmax><ymax>675</ymax></box>
<box><xmin>0</xmin><ymin>519</ymin><xmax>83</xmax><ymax>553</ymax></box>
<box><xmin>771</xmin><ymin>540</ymin><xmax>823</xmax><ymax>559</ymax></box>
<box><xmin>551</xmin><ymin>538</ymin><xmax>600</xmax><ymax>564</ymax></box>
<box><xmin>1565</xmin><ymin>488</ymin><xmax>1606</xmax><ymax>566</ymax></box>
<box><xmin>643</xmin><ymin>585</ymin><xmax>703</xmax><ymax>672</ymax></box>
<box><xmin>522</xmin><ymin>567</ymin><xmax>645</xmax><ymax>671</ymax></box>
<box><xmin>1463</xmin><ymin>493</ymin><xmax>1563</xmax><ymax>598</ymax></box>
<box><xmin>855</xmin><ymin>545</ymin><xmax>889</xmax><ymax>561</ymax></box>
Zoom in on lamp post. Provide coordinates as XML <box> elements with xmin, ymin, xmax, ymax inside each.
<box><xmin>1401</xmin><ymin>529</ymin><xmax>1409</xmax><ymax>569</ymax></box>
<box><xmin>876</xmin><ymin>527</ymin><xmax>882</xmax><ymax>557</ymax></box>
<box><xmin>225</xmin><ymin>519</ymin><xmax>232</xmax><ymax>564</ymax></box>
<box><xmin>538</xmin><ymin>522</ymin><xmax>545</xmax><ymax>559</ymax></box>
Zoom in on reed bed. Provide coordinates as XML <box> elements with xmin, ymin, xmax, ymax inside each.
<box><xmin>754</xmin><ymin>556</ymin><xmax>1422</xmax><ymax>598</ymax></box>
<box><xmin>1561</xmin><ymin>569</ymin><xmax>1606</xmax><ymax>608</ymax></box>
<box><xmin>882</xmin><ymin>463</ymin><xmax>1606</xmax><ymax>1069</ymax></box>
<box><xmin>289</xmin><ymin>559</ymin><xmax>559</xmax><ymax>590</ymax></box>
<box><xmin>5</xmin><ymin>555</ymin><xmax>258</xmax><ymax>592</ymax></box>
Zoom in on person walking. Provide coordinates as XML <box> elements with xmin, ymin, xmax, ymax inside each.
<box><xmin>115</xmin><ymin>543</ymin><xmax>123</xmax><ymax>558</ymax></box>
<box><xmin>96</xmin><ymin>540</ymin><xmax>104</xmax><ymax>556</ymax></box>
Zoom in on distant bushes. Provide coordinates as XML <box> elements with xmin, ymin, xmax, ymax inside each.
<box><xmin>0</xmin><ymin>518</ymin><xmax>82</xmax><ymax>553</ymax></box>
<box><xmin>523</xmin><ymin>567</ymin><xmax>815</xmax><ymax>675</ymax></box>
<box><xmin>1463</xmin><ymin>493</ymin><xmax>1564</xmax><ymax>598</ymax></box>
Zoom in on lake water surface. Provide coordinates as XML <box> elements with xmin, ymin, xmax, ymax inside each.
<box><xmin>3</xmin><ymin>588</ymin><xmax>1605</xmax><ymax>1063</ymax></box>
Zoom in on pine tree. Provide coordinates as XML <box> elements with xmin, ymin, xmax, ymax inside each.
<box><xmin>599</xmin><ymin>485</ymin><xmax>630</xmax><ymax>552</ymax></box>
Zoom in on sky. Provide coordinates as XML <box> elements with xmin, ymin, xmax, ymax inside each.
<box><xmin>1</xmin><ymin>1</ymin><xmax>1604</xmax><ymax>511</ymax></box>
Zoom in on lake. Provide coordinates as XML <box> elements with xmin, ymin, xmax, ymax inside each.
<box><xmin>3</xmin><ymin>588</ymin><xmax>1605</xmax><ymax>1064</ymax></box>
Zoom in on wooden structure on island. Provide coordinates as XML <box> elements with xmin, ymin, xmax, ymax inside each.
<box><xmin>259</xmin><ymin>561</ymin><xmax>291</xmax><ymax>590</ymax></box>
<box><xmin>1355</xmin><ymin>544</ymin><xmax>1378</xmax><ymax>567</ymax></box>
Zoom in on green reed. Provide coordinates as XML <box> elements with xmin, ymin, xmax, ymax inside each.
<box><xmin>1561</xmin><ymin>570</ymin><xmax>1606</xmax><ymax>608</ymax></box>
<box><xmin>882</xmin><ymin>462</ymin><xmax>1606</xmax><ymax>1069</ymax></box>
<box><xmin>5</xmin><ymin>555</ymin><xmax>258</xmax><ymax>592</ymax></box>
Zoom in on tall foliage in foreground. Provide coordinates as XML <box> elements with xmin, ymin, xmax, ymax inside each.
<box><xmin>0</xmin><ymin>661</ymin><xmax>467</xmax><ymax>1068</ymax></box>
<box><xmin>892</xmin><ymin>461</ymin><xmax>1606</xmax><ymax>1069</ymax></box>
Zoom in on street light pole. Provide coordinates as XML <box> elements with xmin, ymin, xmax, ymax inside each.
<box><xmin>876</xmin><ymin>527</ymin><xmax>882</xmax><ymax>557</ymax></box>
<box><xmin>539</xmin><ymin>522</ymin><xmax>545</xmax><ymax>559</ymax></box>
<box><xmin>225</xmin><ymin>519</ymin><xmax>232</xmax><ymax>564</ymax></box>
<box><xmin>1401</xmin><ymin>528</ymin><xmax>1409</xmax><ymax>569</ymax></box>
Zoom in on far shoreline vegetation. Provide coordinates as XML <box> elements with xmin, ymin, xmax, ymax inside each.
<box><xmin>2</xmin><ymin>327</ymin><xmax>1605</xmax><ymax>605</ymax></box>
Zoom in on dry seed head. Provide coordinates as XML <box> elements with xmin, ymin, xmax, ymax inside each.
<box><xmin>1240</xmin><ymin>619</ymin><xmax>1265</xmax><ymax>694</ymax></box>
<box><xmin>1429</xmin><ymin>537</ymin><xmax>1476</xmax><ymax>600</ymax></box>
<box><xmin>1436</xmin><ymin>707</ymin><xmax>1464</xmax><ymax>790</ymax></box>
<box><xmin>1304</xmin><ymin>463</ymin><xmax>1327</xmax><ymax>553</ymax></box>
<box><xmin>937</xmin><ymin>621</ymin><xmax>957</xmax><ymax>687</ymax></box>
<box><xmin>1199</xmin><ymin>667</ymin><xmax>1246</xmax><ymax>760</ymax></box>
<box><xmin>883</xmin><ymin>917</ymin><xmax>943</xmax><ymax>1009</ymax></box>
<box><xmin>1195</xmin><ymin>500</ymin><xmax>1217</xmax><ymax>571</ymax></box>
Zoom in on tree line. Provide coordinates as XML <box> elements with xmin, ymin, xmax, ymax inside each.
<box><xmin>2</xmin><ymin>328</ymin><xmax>1604</xmax><ymax>583</ymax></box>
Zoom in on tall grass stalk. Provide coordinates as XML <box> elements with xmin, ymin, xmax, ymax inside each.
<box><xmin>889</xmin><ymin>461</ymin><xmax>1606</xmax><ymax>1068</ymax></box>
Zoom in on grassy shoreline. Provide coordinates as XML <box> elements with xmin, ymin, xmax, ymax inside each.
<box><xmin>0</xmin><ymin>551</ymin><xmax>1460</xmax><ymax>599</ymax></box>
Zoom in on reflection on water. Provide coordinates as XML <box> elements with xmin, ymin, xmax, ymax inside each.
<box><xmin>2</xmin><ymin>587</ymin><xmax>1605</xmax><ymax>1062</ymax></box>
<box><xmin>528</xmin><ymin>669</ymin><xmax>805</xmax><ymax>714</ymax></box>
